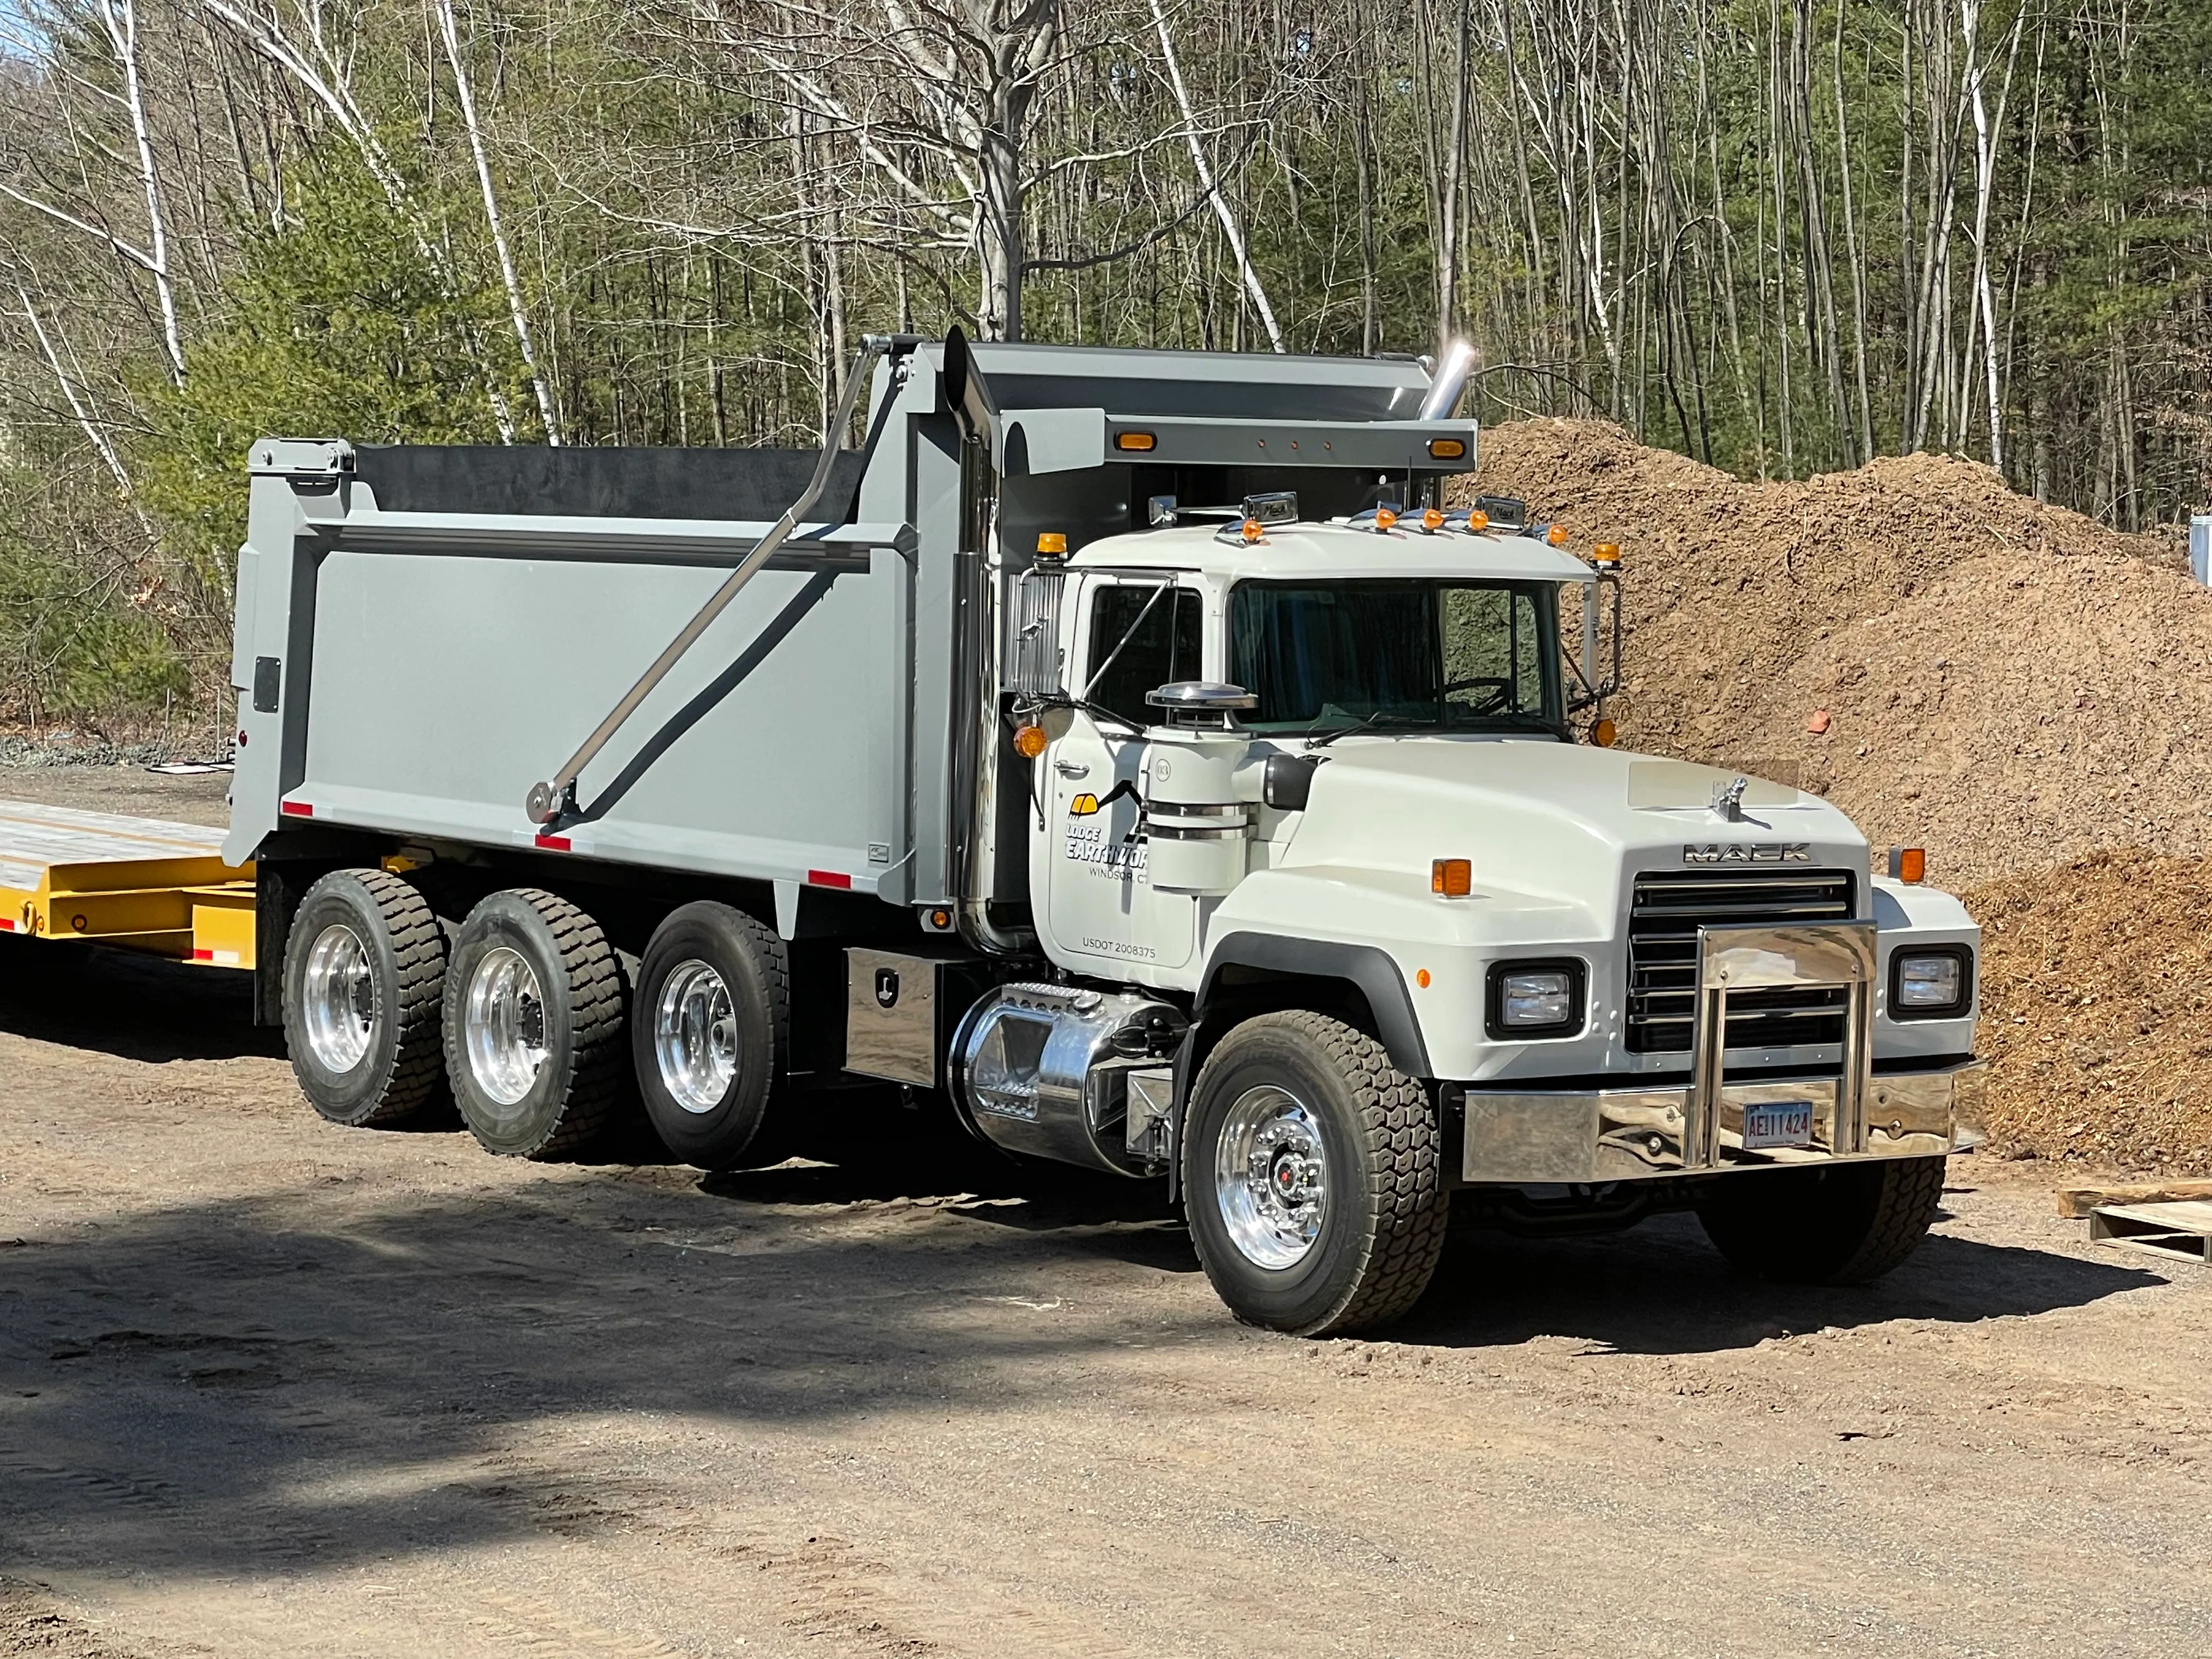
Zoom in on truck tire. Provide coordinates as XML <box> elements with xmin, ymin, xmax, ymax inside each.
<box><xmin>443</xmin><ymin>888</ymin><xmax>628</xmax><ymax>1159</ymax></box>
<box><xmin>283</xmin><ymin>868</ymin><xmax>448</xmax><ymax>1127</ymax></box>
<box><xmin>1181</xmin><ymin>1011</ymin><xmax>1447</xmax><ymax>1336</ymax></box>
<box><xmin>1696</xmin><ymin>1155</ymin><xmax>1948</xmax><ymax>1284</ymax></box>
<box><xmin>631</xmin><ymin>901</ymin><xmax>789</xmax><ymax>1168</ymax></box>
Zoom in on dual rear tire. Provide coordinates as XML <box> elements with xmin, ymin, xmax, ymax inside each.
<box><xmin>283</xmin><ymin>876</ymin><xmax>786</xmax><ymax>1166</ymax></box>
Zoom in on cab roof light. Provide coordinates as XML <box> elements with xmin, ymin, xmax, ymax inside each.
<box><xmin>1431</xmin><ymin>857</ymin><xmax>1472</xmax><ymax>898</ymax></box>
<box><xmin>1240</xmin><ymin>517</ymin><xmax>1266</xmax><ymax>543</ymax></box>
<box><xmin>1544</xmin><ymin>524</ymin><xmax>1570</xmax><ymax>547</ymax></box>
<box><xmin>1115</xmin><ymin>430</ymin><xmax>1156</xmax><ymax>452</ymax></box>
<box><xmin>1888</xmin><ymin>846</ymin><xmax>1927</xmax><ymax>884</ymax></box>
<box><xmin>1420</xmin><ymin>507</ymin><xmax>1446</xmax><ymax>533</ymax></box>
<box><xmin>1592</xmin><ymin>541</ymin><xmax>1622</xmax><ymax>566</ymax></box>
<box><xmin>1036</xmin><ymin>532</ymin><xmax>1067</xmax><ymax>556</ymax></box>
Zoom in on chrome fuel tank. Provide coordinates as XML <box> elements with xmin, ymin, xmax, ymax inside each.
<box><xmin>951</xmin><ymin>984</ymin><xmax>1184</xmax><ymax>1176</ymax></box>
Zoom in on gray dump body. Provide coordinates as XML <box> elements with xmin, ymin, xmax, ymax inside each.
<box><xmin>226</xmin><ymin>341</ymin><xmax>1469</xmax><ymax>923</ymax></box>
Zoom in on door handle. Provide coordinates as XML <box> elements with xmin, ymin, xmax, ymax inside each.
<box><xmin>1055</xmin><ymin>760</ymin><xmax>1091</xmax><ymax>778</ymax></box>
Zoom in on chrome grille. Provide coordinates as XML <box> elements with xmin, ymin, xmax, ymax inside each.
<box><xmin>1626</xmin><ymin>869</ymin><xmax>1857</xmax><ymax>1053</ymax></box>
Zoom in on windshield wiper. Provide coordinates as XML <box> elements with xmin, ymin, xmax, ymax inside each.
<box><xmin>1304</xmin><ymin>711</ymin><xmax>1428</xmax><ymax>748</ymax></box>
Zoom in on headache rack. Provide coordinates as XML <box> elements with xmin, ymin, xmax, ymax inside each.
<box><xmin>1627</xmin><ymin>868</ymin><xmax>1857</xmax><ymax>1052</ymax></box>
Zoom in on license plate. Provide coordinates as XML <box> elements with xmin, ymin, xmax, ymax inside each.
<box><xmin>1742</xmin><ymin>1100</ymin><xmax>1815</xmax><ymax>1150</ymax></box>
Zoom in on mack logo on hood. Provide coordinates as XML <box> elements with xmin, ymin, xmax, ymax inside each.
<box><xmin>1683</xmin><ymin>842</ymin><xmax>1811</xmax><ymax>865</ymax></box>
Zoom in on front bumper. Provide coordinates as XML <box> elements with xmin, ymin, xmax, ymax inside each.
<box><xmin>1460</xmin><ymin>919</ymin><xmax>1984</xmax><ymax>1184</ymax></box>
<box><xmin>1459</xmin><ymin>1058</ymin><xmax>1985</xmax><ymax>1183</ymax></box>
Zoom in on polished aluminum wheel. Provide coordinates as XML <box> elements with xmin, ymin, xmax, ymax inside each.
<box><xmin>1214</xmin><ymin>1084</ymin><xmax>1330</xmax><ymax>1269</ymax></box>
<box><xmin>465</xmin><ymin>946</ymin><xmax>548</xmax><ymax>1106</ymax></box>
<box><xmin>300</xmin><ymin>923</ymin><xmax>376</xmax><ymax>1073</ymax></box>
<box><xmin>654</xmin><ymin>958</ymin><xmax>737</xmax><ymax>1113</ymax></box>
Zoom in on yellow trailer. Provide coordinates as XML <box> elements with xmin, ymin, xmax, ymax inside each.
<box><xmin>0</xmin><ymin>800</ymin><xmax>254</xmax><ymax>968</ymax></box>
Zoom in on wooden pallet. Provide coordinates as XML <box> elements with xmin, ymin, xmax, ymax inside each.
<box><xmin>0</xmin><ymin>799</ymin><xmax>253</xmax><ymax>968</ymax></box>
<box><xmin>2088</xmin><ymin>1200</ymin><xmax>2212</xmax><ymax>1266</ymax></box>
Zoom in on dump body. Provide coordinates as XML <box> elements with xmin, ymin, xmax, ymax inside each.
<box><xmin>225</xmin><ymin>343</ymin><xmax>1466</xmax><ymax>930</ymax></box>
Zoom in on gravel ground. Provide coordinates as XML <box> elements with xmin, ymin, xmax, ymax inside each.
<box><xmin>1</xmin><ymin>936</ymin><xmax>2205</xmax><ymax>1658</ymax></box>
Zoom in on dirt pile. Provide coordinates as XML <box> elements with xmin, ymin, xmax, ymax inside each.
<box><xmin>1473</xmin><ymin>419</ymin><xmax>2209</xmax><ymax>889</ymax></box>
<box><xmin>1965</xmin><ymin>854</ymin><xmax>2212</xmax><ymax>1170</ymax></box>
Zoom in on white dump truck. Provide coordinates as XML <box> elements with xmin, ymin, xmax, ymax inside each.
<box><xmin>212</xmin><ymin>332</ymin><xmax>1981</xmax><ymax>1335</ymax></box>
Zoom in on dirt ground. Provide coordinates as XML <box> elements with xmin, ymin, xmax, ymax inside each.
<box><xmin>2</xmin><ymin>934</ymin><xmax>2207</xmax><ymax>1658</ymax></box>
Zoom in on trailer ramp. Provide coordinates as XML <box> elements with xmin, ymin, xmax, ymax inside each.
<box><xmin>0</xmin><ymin>800</ymin><xmax>253</xmax><ymax>967</ymax></box>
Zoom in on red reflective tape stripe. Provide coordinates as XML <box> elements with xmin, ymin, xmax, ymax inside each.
<box><xmin>534</xmin><ymin>834</ymin><xmax>571</xmax><ymax>852</ymax></box>
<box><xmin>0</xmin><ymin>917</ymin><xmax>15</xmax><ymax>931</ymax></box>
<box><xmin>191</xmin><ymin>949</ymin><xmax>214</xmax><ymax>961</ymax></box>
<box><xmin>806</xmin><ymin>869</ymin><xmax>851</xmax><ymax>890</ymax></box>
<box><xmin>280</xmin><ymin>800</ymin><xmax>313</xmax><ymax>817</ymax></box>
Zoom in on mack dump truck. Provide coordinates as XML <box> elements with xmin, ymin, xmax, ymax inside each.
<box><xmin>220</xmin><ymin>332</ymin><xmax>1984</xmax><ymax>1336</ymax></box>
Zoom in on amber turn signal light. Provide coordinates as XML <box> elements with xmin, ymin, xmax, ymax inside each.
<box><xmin>1427</xmin><ymin>437</ymin><xmax>1467</xmax><ymax>460</ymax></box>
<box><xmin>1114</xmin><ymin>431</ymin><xmax>1156</xmax><ymax>452</ymax></box>
<box><xmin>1431</xmin><ymin>858</ymin><xmax>1472</xmax><ymax>898</ymax></box>
<box><xmin>1888</xmin><ymin>846</ymin><xmax>1927</xmax><ymax>884</ymax></box>
<box><xmin>1012</xmin><ymin>724</ymin><xmax>1048</xmax><ymax>759</ymax></box>
<box><xmin>1591</xmin><ymin>718</ymin><xmax>1617</xmax><ymax>748</ymax></box>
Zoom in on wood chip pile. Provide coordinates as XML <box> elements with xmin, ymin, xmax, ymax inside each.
<box><xmin>1471</xmin><ymin>419</ymin><xmax>2211</xmax><ymax>1172</ymax></box>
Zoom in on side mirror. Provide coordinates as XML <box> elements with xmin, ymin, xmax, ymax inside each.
<box><xmin>1008</xmin><ymin>567</ymin><xmax>1065</xmax><ymax>697</ymax></box>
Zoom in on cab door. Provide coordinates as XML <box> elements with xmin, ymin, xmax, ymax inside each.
<box><xmin>1035</xmin><ymin>576</ymin><xmax>1205</xmax><ymax>978</ymax></box>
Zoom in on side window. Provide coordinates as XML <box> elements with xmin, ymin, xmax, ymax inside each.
<box><xmin>1086</xmin><ymin>584</ymin><xmax>1203</xmax><ymax>728</ymax></box>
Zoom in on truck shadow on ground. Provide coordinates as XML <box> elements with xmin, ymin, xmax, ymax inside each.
<box><xmin>1402</xmin><ymin>1203</ymin><xmax>2160</xmax><ymax>1354</ymax></box>
<box><xmin>0</xmin><ymin>1147</ymin><xmax>2162</xmax><ymax>1589</ymax></box>
<box><xmin>0</xmin><ymin>938</ymin><xmax>284</xmax><ymax>1063</ymax></box>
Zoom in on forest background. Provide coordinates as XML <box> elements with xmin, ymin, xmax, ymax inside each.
<box><xmin>0</xmin><ymin>0</ymin><xmax>2203</xmax><ymax>733</ymax></box>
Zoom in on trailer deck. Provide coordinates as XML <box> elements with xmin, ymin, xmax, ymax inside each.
<box><xmin>0</xmin><ymin>800</ymin><xmax>253</xmax><ymax>967</ymax></box>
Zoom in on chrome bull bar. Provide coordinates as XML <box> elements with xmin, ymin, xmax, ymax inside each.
<box><xmin>1686</xmin><ymin>922</ymin><xmax>1875</xmax><ymax>1167</ymax></box>
<box><xmin>1462</xmin><ymin>922</ymin><xmax>1983</xmax><ymax>1184</ymax></box>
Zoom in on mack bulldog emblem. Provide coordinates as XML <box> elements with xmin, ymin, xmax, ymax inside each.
<box><xmin>1682</xmin><ymin>842</ymin><xmax>1811</xmax><ymax>864</ymax></box>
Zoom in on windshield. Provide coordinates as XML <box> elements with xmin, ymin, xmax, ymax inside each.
<box><xmin>1229</xmin><ymin>579</ymin><xmax>1564</xmax><ymax>735</ymax></box>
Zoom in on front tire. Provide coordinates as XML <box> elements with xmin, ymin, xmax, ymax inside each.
<box><xmin>631</xmin><ymin>901</ymin><xmax>789</xmax><ymax>1167</ymax></box>
<box><xmin>443</xmin><ymin>888</ymin><xmax>628</xmax><ymax>1159</ymax></box>
<box><xmin>1696</xmin><ymin>1155</ymin><xmax>1947</xmax><ymax>1284</ymax></box>
<box><xmin>1182</xmin><ymin>1011</ymin><xmax>1447</xmax><ymax>1336</ymax></box>
<box><xmin>283</xmin><ymin>868</ymin><xmax>447</xmax><ymax>1127</ymax></box>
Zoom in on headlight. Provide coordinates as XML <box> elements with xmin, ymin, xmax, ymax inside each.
<box><xmin>1889</xmin><ymin>946</ymin><xmax>1973</xmax><ymax>1020</ymax></box>
<box><xmin>1486</xmin><ymin>960</ymin><xmax>1586</xmax><ymax>1039</ymax></box>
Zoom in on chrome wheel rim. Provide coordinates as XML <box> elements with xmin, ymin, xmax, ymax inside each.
<box><xmin>301</xmin><ymin>923</ymin><xmax>375</xmax><ymax>1073</ymax></box>
<box><xmin>1214</xmin><ymin>1085</ymin><xmax>1329</xmax><ymax>1270</ymax></box>
<box><xmin>654</xmin><ymin>958</ymin><xmax>737</xmax><ymax>1114</ymax></box>
<box><xmin>465</xmin><ymin>946</ymin><xmax>548</xmax><ymax>1107</ymax></box>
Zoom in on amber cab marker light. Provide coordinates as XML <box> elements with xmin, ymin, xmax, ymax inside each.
<box><xmin>1889</xmin><ymin>846</ymin><xmax>1927</xmax><ymax>884</ymax></box>
<box><xmin>1431</xmin><ymin>858</ymin><xmax>1472</xmax><ymax>898</ymax></box>
<box><xmin>1415</xmin><ymin>969</ymin><xmax>1432</xmax><ymax>989</ymax></box>
<box><xmin>1114</xmin><ymin>431</ymin><xmax>1156</xmax><ymax>452</ymax></box>
<box><xmin>1036</xmin><ymin>532</ymin><xmax>1067</xmax><ymax>555</ymax></box>
<box><xmin>1547</xmin><ymin>524</ymin><xmax>1570</xmax><ymax>547</ymax></box>
<box><xmin>1466</xmin><ymin>510</ymin><xmax>1489</xmax><ymax>532</ymax></box>
<box><xmin>1421</xmin><ymin>507</ymin><xmax>1446</xmax><ymax>532</ymax></box>
<box><xmin>1427</xmin><ymin>437</ymin><xmax>1466</xmax><ymax>460</ymax></box>
<box><xmin>1591</xmin><ymin>717</ymin><xmax>1617</xmax><ymax>748</ymax></box>
<box><xmin>1374</xmin><ymin>507</ymin><xmax>1399</xmax><ymax>532</ymax></box>
<box><xmin>1013</xmin><ymin>724</ymin><xmax>1048</xmax><ymax>760</ymax></box>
